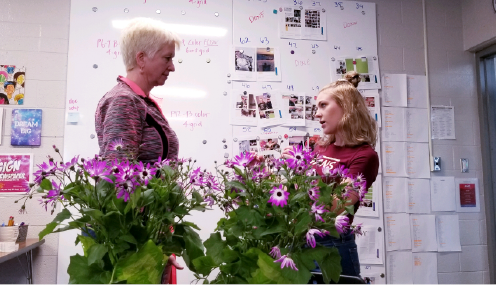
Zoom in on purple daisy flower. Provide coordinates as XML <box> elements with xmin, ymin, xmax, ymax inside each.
<box><xmin>335</xmin><ymin>215</ymin><xmax>350</xmax><ymax>234</ymax></box>
<box><xmin>308</xmin><ymin>186</ymin><xmax>320</xmax><ymax>201</ymax></box>
<box><xmin>285</xmin><ymin>145</ymin><xmax>307</xmax><ymax>169</ymax></box>
<box><xmin>311</xmin><ymin>202</ymin><xmax>328</xmax><ymax>222</ymax></box>
<box><xmin>233</xmin><ymin>152</ymin><xmax>255</xmax><ymax>167</ymax></box>
<box><xmin>108</xmin><ymin>138</ymin><xmax>124</xmax><ymax>151</ymax></box>
<box><xmin>84</xmin><ymin>158</ymin><xmax>113</xmax><ymax>183</ymax></box>
<box><xmin>189</xmin><ymin>167</ymin><xmax>205</xmax><ymax>187</ymax></box>
<box><xmin>306</xmin><ymin>229</ymin><xmax>325</xmax><ymax>248</ymax></box>
<box><xmin>306</xmin><ymin>168</ymin><xmax>317</xmax><ymax>176</ymax></box>
<box><xmin>116</xmin><ymin>178</ymin><xmax>136</xmax><ymax>202</ymax></box>
<box><xmin>333</xmin><ymin>165</ymin><xmax>350</xmax><ymax>178</ymax></box>
<box><xmin>269</xmin><ymin>246</ymin><xmax>281</xmax><ymax>259</ymax></box>
<box><xmin>251</xmin><ymin>167</ymin><xmax>270</xmax><ymax>182</ymax></box>
<box><xmin>358</xmin><ymin>181</ymin><xmax>368</xmax><ymax>201</ymax></box>
<box><xmin>33</xmin><ymin>161</ymin><xmax>58</xmax><ymax>184</ymax></box>
<box><xmin>274</xmin><ymin>255</ymin><xmax>298</xmax><ymax>271</ymax></box>
<box><xmin>61</xmin><ymin>155</ymin><xmax>79</xmax><ymax>172</ymax></box>
<box><xmin>134</xmin><ymin>162</ymin><xmax>156</xmax><ymax>186</ymax></box>
<box><xmin>268</xmin><ymin>184</ymin><xmax>290</xmax><ymax>207</ymax></box>
<box><xmin>351</xmin><ymin>223</ymin><xmax>364</xmax><ymax>236</ymax></box>
<box><xmin>204</xmin><ymin>196</ymin><xmax>214</xmax><ymax>207</ymax></box>
<box><xmin>205</xmin><ymin>173</ymin><xmax>220</xmax><ymax>191</ymax></box>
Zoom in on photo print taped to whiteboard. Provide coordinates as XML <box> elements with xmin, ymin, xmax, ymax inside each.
<box><xmin>280</xmin><ymin>93</ymin><xmax>305</xmax><ymax>127</ymax></box>
<box><xmin>256</xmin><ymin>47</ymin><xmax>281</xmax><ymax>81</ymax></box>
<box><xmin>302</xmin><ymin>8</ymin><xmax>326</xmax><ymax>40</ymax></box>
<box><xmin>304</xmin><ymin>95</ymin><xmax>320</xmax><ymax>128</ymax></box>
<box><xmin>280</xmin><ymin>7</ymin><xmax>302</xmax><ymax>39</ymax></box>
<box><xmin>255</xmin><ymin>92</ymin><xmax>282</xmax><ymax>128</ymax></box>
<box><xmin>229</xmin><ymin>90</ymin><xmax>258</xmax><ymax>126</ymax></box>
<box><xmin>258</xmin><ymin>135</ymin><xmax>283</xmax><ymax>157</ymax></box>
<box><xmin>231</xmin><ymin>47</ymin><xmax>256</xmax><ymax>81</ymax></box>
<box><xmin>331</xmin><ymin>56</ymin><xmax>381</xmax><ymax>90</ymax></box>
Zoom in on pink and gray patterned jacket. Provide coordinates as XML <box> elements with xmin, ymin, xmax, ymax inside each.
<box><xmin>95</xmin><ymin>76</ymin><xmax>179</xmax><ymax>163</ymax></box>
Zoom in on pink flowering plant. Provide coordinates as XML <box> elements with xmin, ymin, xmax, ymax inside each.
<box><xmin>16</xmin><ymin>145</ymin><xmax>217</xmax><ymax>284</ymax></box>
<box><xmin>192</xmin><ymin>146</ymin><xmax>366</xmax><ymax>284</ymax></box>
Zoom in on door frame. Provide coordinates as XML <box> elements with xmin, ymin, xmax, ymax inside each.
<box><xmin>476</xmin><ymin>45</ymin><xmax>496</xmax><ymax>284</ymax></box>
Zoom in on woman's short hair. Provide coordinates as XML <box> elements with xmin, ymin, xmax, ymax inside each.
<box><xmin>318</xmin><ymin>71</ymin><xmax>377</xmax><ymax>147</ymax></box>
<box><xmin>120</xmin><ymin>17</ymin><xmax>181</xmax><ymax>71</ymax></box>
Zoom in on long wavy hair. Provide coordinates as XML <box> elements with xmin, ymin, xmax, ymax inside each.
<box><xmin>317</xmin><ymin>71</ymin><xmax>377</xmax><ymax>148</ymax></box>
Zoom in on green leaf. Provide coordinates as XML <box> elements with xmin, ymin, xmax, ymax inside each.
<box><xmin>39</xmin><ymin>222</ymin><xmax>57</xmax><ymax>240</ymax></box>
<box><xmin>345</xmin><ymin>205</ymin><xmax>355</xmax><ymax>215</ymax></box>
<box><xmin>222</xmin><ymin>248</ymin><xmax>238</xmax><ymax>263</ymax></box>
<box><xmin>235</xmin><ymin>206</ymin><xmax>265</xmax><ymax>227</ymax></box>
<box><xmin>318</xmin><ymin>247</ymin><xmax>342</xmax><ymax>284</ymax></box>
<box><xmin>180</xmin><ymin>226</ymin><xmax>205</xmax><ymax>271</ymax></box>
<box><xmin>259</xmin><ymin>223</ymin><xmax>286</xmax><ymax>237</ymax></box>
<box><xmin>87</xmin><ymin>244</ymin><xmax>108</xmax><ymax>266</ymax></box>
<box><xmin>120</xmin><ymin>234</ymin><xmax>137</xmax><ymax>245</ymax></box>
<box><xmin>114</xmin><ymin>240</ymin><xmax>165</xmax><ymax>284</ymax></box>
<box><xmin>290</xmin><ymin>192</ymin><xmax>307</xmax><ymax>203</ymax></box>
<box><xmin>67</xmin><ymin>254</ymin><xmax>111</xmax><ymax>284</ymax></box>
<box><xmin>192</xmin><ymin>191</ymin><xmax>203</xmax><ymax>202</ymax></box>
<box><xmin>78</xmin><ymin>235</ymin><xmax>96</xmax><ymax>256</ymax></box>
<box><xmin>294</xmin><ymin>212</ymin><xmax>312</xmax><ymax>236</ymax></box>
<box><xmin>204</xmin><ymin>232</ymin><xmax>226</xmax><ymax>265</ymax></box>
<box><xmin>53</xmin><ymin>208</ymin><xmax>72</xmax><ymax>223</ymax></box>
<box><xmin>280</xmin><ymin>253</ymin><xmax>312</xmax><ymax>284</ymax></box>
<box><xmin>139</xmin><ymin>189</ymin><xmax>155</xmax><ymax>207</ymax></box>
<box><xmin>298</xmin><ymin>246</ymin><xmax>332</xmax><ymax>270</ymax></box>
<box><xmin>254</xmin><ymin>250</ymin><xmax>291</xmax><ymax>284</ymax></box>
<box><xmin>227</xmin><ymin>180</ymin><xmax>247</xmax><ymax>191</ymax></box>
<box><xmin>39</xmin><ymin>178</ymin><xmax>53</xmax><ymax>190</ymax></box>
<box><xmin>192</xmin><ymin>255</ymin><xmax>217</xmax><ymax>276</ymax></box>
<box><xmin>82</xmin><ymin>208</ymin><xmax>104</xmax><ymax>220</ymax></box>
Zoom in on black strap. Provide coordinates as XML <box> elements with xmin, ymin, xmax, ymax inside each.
<box><xmin>145</xmin><ymin>114</ymin><xmax>168</xmax><ymax>159</ymax></box>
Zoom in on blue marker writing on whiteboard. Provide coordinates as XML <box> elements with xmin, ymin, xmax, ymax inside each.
<box><xmin>321</xmin><ymin>27</ymin><xmax>323</xmax><ymax>35</ymax></box>
<box><xmin>275</xmin><ymin>67</ymin><xmax>278</xmax><ymax>75</ymax></box>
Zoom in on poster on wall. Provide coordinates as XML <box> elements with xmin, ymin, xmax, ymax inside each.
<box><xmin>11</xmin><ymin>109</ymin><xmax>42</xmax><ymax>146</ymax></box>
<box><xmin>455</xmin><ymin>178</ymin><xmax>480</xmax><ymax>213</ymax></box>
<box><xmin>0</xmin><ymin>65</ymin><xmax>25</xmax><ymax>105</ymax></box>
<box><xmin>0</xmin><ymin>154</ymin><xmax>33</xmax><ymax>193</ymax></box>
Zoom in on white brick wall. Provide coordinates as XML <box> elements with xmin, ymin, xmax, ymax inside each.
<box><xmin>0</xmin><ymin>0</ymin><xmax>69</xmax><ymax>284</ymax></box>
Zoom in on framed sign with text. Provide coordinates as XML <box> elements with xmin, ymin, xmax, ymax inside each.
<box><xmin>0</xmin><ymin>154</ymin><xmax>33</xmax><ymax>193</ymax></box>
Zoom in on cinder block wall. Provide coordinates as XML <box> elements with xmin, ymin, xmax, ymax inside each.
<box><xmin>362</xmin><ymin>0</ymin><xmax>488</xmax><ymax>283</ymax></box>
<box><xmin>0</xmin><ymin>0</ymin><xmax>490</xmax><ymax>284</ymax></box>
<box><xmin>0</xmin><ymin>0</ymin><xmax>70</xmax><ymax>284</ymax></box>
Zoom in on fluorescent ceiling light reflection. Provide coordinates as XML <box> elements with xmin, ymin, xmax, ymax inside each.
<box><xmin>112</xmin><ymin>20</ymin><xmax>227</xmax><ymax>37</ymax></box>
<box><xmin>151</xmin><ymin>86</ymin><xmax>207</xmax><ymax>99</ymax></box>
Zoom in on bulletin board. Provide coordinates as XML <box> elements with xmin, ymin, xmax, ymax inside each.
<box><xmin>61</xmin><ymin>0</ymin><xmax>382</xmax><ymax>284</ymax></box>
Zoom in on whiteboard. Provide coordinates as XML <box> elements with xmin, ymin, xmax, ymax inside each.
<box><xmin>61</xmin><ymin>0</ymin><xmax>378</xmax><ymax>284</ymax></box>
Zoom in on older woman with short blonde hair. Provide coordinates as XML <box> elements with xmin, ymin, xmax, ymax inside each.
<box><xmin>95</xmin><ymin>17</ymin><xmax>181</xmax><ymax>163</ymax></box>
<box><xmin>94</xmin><ymin>17</ymin><xmax>184</xmax><ymax>283</ymax></box>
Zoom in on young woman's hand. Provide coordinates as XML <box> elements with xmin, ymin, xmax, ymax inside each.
<box><xmin>281</xmin><ymin>146</ymin><xmax>294</xmax><ymax>159</ymax></box>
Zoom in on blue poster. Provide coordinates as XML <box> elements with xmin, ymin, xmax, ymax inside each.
<box><xmin>11</xmin><ymin>109</ymin><xmax>42</xmax><ymax>146</ymax></box>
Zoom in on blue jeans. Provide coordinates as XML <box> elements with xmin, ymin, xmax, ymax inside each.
<box><xmin>312</xmin><ymin>231</ymin><xmax>361</xmax><ymax>277</ymax></box>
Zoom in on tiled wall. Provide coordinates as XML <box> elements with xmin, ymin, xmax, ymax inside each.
<box><xmin>461</xmin><ymin>0</ymin><xmax>496</xmax><ymax>51</ymax></box>
<box><xmin>0</xmin><ymin>0</ymin><xmax>490</xmax><ymax>284</ymax></box>
<box><xmin>0</xmin><ymin>0</ymin><xmax>70</xmax><ymax>284</ymax></box>
<box><xmin>361</xmin><ymin>0</ymin><xmax>488</xmax><ymax>283</ymax></box>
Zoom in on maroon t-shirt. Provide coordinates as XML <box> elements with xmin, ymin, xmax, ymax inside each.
<box><xmin>314</xmin><ymin>143</ymin><xmax>379</xmax><ymax>223</ymax></box>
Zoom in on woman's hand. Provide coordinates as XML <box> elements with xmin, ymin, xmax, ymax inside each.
<box><xmin>162</xmin><ymin>255</ymin><xmax>184</xmax><ymax>284</ymax></box>
<box><xmin>249</xmin><ymin>151</ymin><xmax>265</xmax><ymax>166</ymax></box>
<box><xmin>281</xmin><ymin>146</ymin><xmax>294</xmax><ymax>159</ymax></box>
